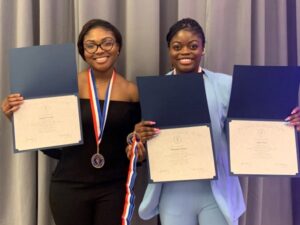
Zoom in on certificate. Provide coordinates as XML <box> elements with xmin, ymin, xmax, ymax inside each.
<box><xmin>228</xmin><ymin>119</ymin><xmax>299</xmax><ymax>175</ymax></box>
<box><xmin>147</xmin><ymin>125</ymin><xmax>216</xmax><ymax>182</ymax></box>
<box><xmin>13</xmin><ymin>95</ymin><xmax>82</xmax><ymax>151</ymax></box>
<box><xmin>227</xmin><ymin>65</ymin><xmax>300</xmax><ymax>176</ymax></box>
<box><xmin>137</xmin><ymin>73</ymin><xmax>216</xmax><ymax>182</ymax></box>
<box><xmin>9</xmin><ymin>44</ymin><xmax>82</xmax><ymax>152</ymax></box>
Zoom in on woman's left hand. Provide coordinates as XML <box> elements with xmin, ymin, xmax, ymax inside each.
<box><xmin>134</xmin><ymin>120</ymin><xmax>160</xmax><ymax>143</ymax></box>
<box><xmin>125</xmin><ymin>142</ymin><xmax>146</xmax><ymax>162</ymax></box>
<box><xmin>285</xmin><ymin>107</ymin><xmax>300</xmax><ymax>131</ymax></box>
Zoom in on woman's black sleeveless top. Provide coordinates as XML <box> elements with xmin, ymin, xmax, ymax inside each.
<box><xmin>51</xmin><ymin>99</ymin><xmax>141</xmax><ymax>183</ymax></box>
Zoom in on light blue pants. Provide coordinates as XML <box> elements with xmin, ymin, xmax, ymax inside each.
<box><xmin>159</xmin><ymin>180</ymin><xmax>228</xmax><ymax>225</ymax></box>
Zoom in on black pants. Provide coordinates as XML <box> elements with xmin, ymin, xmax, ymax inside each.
<box><xmin>49</xmin><ymin>179</ymin><xmax>126</xmax><ymax>225</ymax></box>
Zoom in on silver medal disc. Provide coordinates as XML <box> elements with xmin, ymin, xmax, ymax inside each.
<box><xmin>91</xmin><ymin>153</ymin><xmax>105</xmax><ymax>169</ymax></box>
<box><xmin>126</xmin><ymin>132</ymin><xmax>141</xmax><ymax>145</ymax></box>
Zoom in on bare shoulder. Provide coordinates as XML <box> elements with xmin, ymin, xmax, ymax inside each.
<box><xmin>126</xmin><ymin>80</ymin><xmax>139</xmax><ymax>102</ymax></box>
<box><xmin>115</xmin><ymin>74</ymin><xmax>139</xmax><ymax>102</ymax></box>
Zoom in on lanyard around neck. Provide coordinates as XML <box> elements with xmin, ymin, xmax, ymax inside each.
<box><xmin>173</xmin><ymin>66</ymin><xmax>203</xmax><ymax>75</ymax></box>
<box><xmin>87</xmin><ymin>68</ymin><xmax>116</xmax><ymax>148</ymax></box>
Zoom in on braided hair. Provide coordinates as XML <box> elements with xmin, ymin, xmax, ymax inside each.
<box><xmin>166</xmin><ymin>18</ymin><xmax>205</xmax><ymax>47</ymax></box>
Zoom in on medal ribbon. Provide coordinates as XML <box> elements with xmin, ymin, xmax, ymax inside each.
<box><xmin>87</xmin><ymin>68</ymin><xmax>116</xmax><ymax>154</ymax></box>
<box><xmin>122</xmin><ymin>135</ymin><xmax>139</xmax><ymax>225</ymax></box>
<box><xmin>121</xmin><ymin>66</ymin><xmax>203</xmax><ymax>223</ymax></box>
<box><xmin>173</xmin><ymin>66</ymin><xmax>202</xmax><ymax>75</ymax></box>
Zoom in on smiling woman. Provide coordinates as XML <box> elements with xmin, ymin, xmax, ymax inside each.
<box><xmin>167</xmin><ymin>19</ymin><xmax>205</xmax><ymax>74</ymax></box>
<box><xmin>1</xmin><ymin>19</ymin><xmax>143</xmax><ymax>225</ymax></box>
<box><xmin>134</xmin><ymin>18</ymin><xmax>246</xmax><ymax>225</ymax></box>
<box><xmin>80</xmin><ymin>30</ymin><xmax>119</xmax><ymax>74</ymax></box>
<box><xmin>47</xmin><ymin>19</ymin><xmax>143</xmax><ymax>225</ymax></box>
<box><xmin>135</xmin><ymin>18</ymin><xmax>300</xmax><ymax>225</ymax></box>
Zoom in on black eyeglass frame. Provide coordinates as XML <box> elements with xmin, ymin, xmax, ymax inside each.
<box><xmin>83</xmin><ymin>38</ymin><xmax>115</xmax><ymax>54</ymax></box>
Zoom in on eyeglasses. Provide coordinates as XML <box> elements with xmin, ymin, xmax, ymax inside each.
<box><xmin>84</xmin><ymin>38</ymin><xmax>115</xmax><ymax>54</ymax></box>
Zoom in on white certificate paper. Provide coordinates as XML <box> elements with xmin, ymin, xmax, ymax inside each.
<box><xmin>13</xmin><ymin>95</ymin><xmax>82</xmax><ymax>151</ymax></box>
<box><xmin>147</xmin><ymin>125</ymin><xmax>216</xmax><ymax>182</ymax></box>
<box><xmin>229</xmin><ymin>120</ymin><xmax>299</xmax><ymax>175</ymax></box>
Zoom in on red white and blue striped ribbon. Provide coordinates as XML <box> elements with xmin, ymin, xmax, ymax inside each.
<box><xmin>173</xmin><ymin>66</ymin><xmax>202</xmax><ymax>75</ymax></box>
<box><xmin>87</xmin><ymin>68</ymin><xmax>115</xmax><ymax>150</ymax></box>
<box><xmin>122</xmin><ymin>135</ymin><xmax>139</xmax><ymax>225</ymax></box>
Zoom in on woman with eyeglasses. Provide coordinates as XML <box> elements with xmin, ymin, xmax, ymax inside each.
<box><xmin>1</xmin><ymin>19</ymin><xmax>145</xmax><ymax>225</ymax></box>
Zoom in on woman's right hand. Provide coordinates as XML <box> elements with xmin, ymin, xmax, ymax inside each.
<box><xmin>1</xmin><ymin>93</ymin><xmax>24</xmax><ymax>119</ymax></box>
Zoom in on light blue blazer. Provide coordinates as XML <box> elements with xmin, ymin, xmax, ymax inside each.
<box><xmin>138</xmin><ymin>69</ymin><xmax>246</xmax><ymax>225</ymax></box>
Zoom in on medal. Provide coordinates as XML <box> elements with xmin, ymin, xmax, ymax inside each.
<box><xmin>126</xmin><ymin>132</ymin><xmax>141</xmax><ymax>145</ymax></box>
<box><xmin>87</xmin><ymin>68</ymin><xmax>116</xmax><ymax>169</ymax></box>
<box><xmin>91</xmin><ymin>153</ymin><xmax>105</xmax><ymax>169</ymax></box>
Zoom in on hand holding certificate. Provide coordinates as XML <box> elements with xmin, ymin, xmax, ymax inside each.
<box><xmin>8</xmin><ymin>44</ymin><xmax>83</xmax><ymax>152</ymax></box>
<box><xmin>13</xmin><ymin>95</ymin><xmax>82</xmax><ymax>151</ymax></box>
<box><xmin>137</xmin><ymin>74</ymin><xmax>217</xmax><ymax>182</ymax></box>
<box><xmin>227</xmin><ymin>65</ymin><xmax>300</xmax><ymax>176</ymax></box>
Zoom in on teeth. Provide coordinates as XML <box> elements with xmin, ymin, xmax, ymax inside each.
<box><xmin>95</xmin><ymin>57</ymin><xmax>108</xmax><ymax>63</ymax></box>
<box><xmin>179</xmin><ymin>58</ymin><xmax>192</xmax><ymax>64</ymax></box>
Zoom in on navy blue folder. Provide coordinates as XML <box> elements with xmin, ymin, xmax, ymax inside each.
<box><xmin>10</xmin><ymin>43</ymin><xmax>78</xmax><ymax>97</ymax></box>
<box><xmin>227</xmin><ymin>65</ymin><xmax>300</xmax><ymax>176</ymax></box>
<box><xmin>137</xmin><ymin>73</ymin><xmax>217</xmax><ymax>181</ymax></box>
<box><xmin>228</xmin><ymin>65</ymin><xmax>300</xmax><ymax>120</ymax></box>
<box><xmin>9</xmin><ymin>44</ymin><xmax>82</xmax><ymax>152</ymax></box>
<box><xmin>136</xmin><ymin>73</ymin><xmax>210</xmax><ymax>128</ymax></box>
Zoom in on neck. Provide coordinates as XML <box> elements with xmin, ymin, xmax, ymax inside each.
<box><xmin>173</xmin><ymin>66</ymin><xmax>202</xmax><ymax>75</ymax></box>
<box><xmin>92</xmin><ymin>67</ymin><xmax>115</xmax><ymax>81</ymax></box>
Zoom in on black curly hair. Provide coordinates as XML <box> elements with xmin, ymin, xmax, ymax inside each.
<box><xmin>166</xmin><ymin>18</ymin><xmax>206</xmax><ymax>47</ymax></box>
<box><xmin>77</xmin><ymin>19</ymin><xmax>122</xmax><ymax>60</ymax></box>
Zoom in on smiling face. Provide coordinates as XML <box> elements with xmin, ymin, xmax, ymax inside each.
<box><xmin>83</xmin><ymin>27</ymin><xmax>120</xmax><ymax>73</ymax></box>
<box><xmin>168</xmin><ymin>29</ymin><xmax>204</xmax><ymax>74</ymax></box>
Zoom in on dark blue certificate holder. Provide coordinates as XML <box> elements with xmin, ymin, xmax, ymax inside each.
<box><xmin>9</xmin><ymin>43</ymin><xmax>83</xmax><ymax>152</ymax></box>
<box><xmin>137</xmin><ymin>73</ymin><xmax>217</xmax><ymax>182</ymax></box>
<box><xmin>227</xmin><ymin>65</ymin><xmax>300</xmax><ymax>176</ymax></box>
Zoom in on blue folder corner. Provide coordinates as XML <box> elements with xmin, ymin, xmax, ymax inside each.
<box><xmin>9</xmin><ymin>43</ymin><xmax>78</xmax><ymax>98</ymax></box>
<box><xmin>228</xmin><ymin>65</ymin><xmax>300</xmax><ymax>120</ymax></box>
<box><xmin>136</xmin><ymin>73</ymin><xmax>210</xmax><ymax>128</ymax></box>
